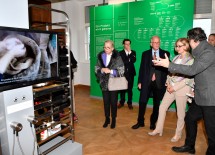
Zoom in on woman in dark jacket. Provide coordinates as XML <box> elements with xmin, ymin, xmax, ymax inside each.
<box><xmin>95</xmin><ymin>40</ymin><xmax>124</xmax><ymax>129</ymax></box>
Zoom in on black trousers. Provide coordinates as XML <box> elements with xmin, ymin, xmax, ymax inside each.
<box><xmin>119</xmin><ymin>76</ymin><xmax>134</xmax><ymax>105</ymax></box>
<box><xmin>138</xmin><ymin>81</ymin><xmax>161</xmax><ymax>126</ymax></box>
<box><xmin>185</xmin><ymin>101</ymin><xmax>215</xmax><ymax>155</ymax></box>
<box><xmin>102</xmin><ymin>90</ymin><xmax>118</xmax><ymax>118</ymax></box>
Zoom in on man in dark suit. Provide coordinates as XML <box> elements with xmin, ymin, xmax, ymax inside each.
<box><xmin>132</xmin><ymin>36</ymin><xmax>170</xmax><ymax>130</ymax></box>
<box><xmin>118</xmin><ymin>39</ymin><xmax>136</xmax><ymax>110</ymax></box>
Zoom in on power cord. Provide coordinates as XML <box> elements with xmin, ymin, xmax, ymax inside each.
<box><xmin>16</xmin><ymin>135</ymin><xmax>25</xmax><ymax>155</ymax></box>
<box><xmin>12</xmin><ymin>130</ymin><xmax>15</xmax><ymax>155</ymax></box>
<box><xmin>27</xmin><ymin>116</ymin><xmax>43</xmax><ymax>155</ymax></box>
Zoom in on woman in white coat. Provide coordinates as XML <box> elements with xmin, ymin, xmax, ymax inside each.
<box><xmin>148</xmin><ymin>38</ymin><xmax>194</xmax><ymax>142</ymax></box>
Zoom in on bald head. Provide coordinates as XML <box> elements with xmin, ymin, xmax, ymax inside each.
<box><xmin>150</xmin><ymin>36</ymin><xmax>161</xmax><ymax>50</ymax></box>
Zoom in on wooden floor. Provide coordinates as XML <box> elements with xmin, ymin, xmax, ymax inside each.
<box><xmin>73</xmin><ymin>85</ymin><xmax>207</xmax><ymax>155</ymax></box>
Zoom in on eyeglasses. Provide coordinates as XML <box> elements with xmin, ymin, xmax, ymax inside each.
<box><xmin>151</xmin><ymin>42</ymin><xmax>160</xmax><ymax>44</ymax></box>
<box><xmin>104</xmin><ymin>47</ymin><xmax>111</xmax><ymax>50</ymax></box>
<box><xmin>175</xmin><ymin>45</ymin><xmax>185</xmax><ymax>48</ymax></box>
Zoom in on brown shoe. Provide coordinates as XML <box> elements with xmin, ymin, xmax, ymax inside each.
<box><xmin>117</xmin><ymin>104</ymin><xmax>124</xmax><ymax>109</ymax></box>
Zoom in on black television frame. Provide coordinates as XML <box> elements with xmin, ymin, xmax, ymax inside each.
<box><xmin>0</xmin><ymin>26</ymin><xmax>60</xmax><ymax>92</ymax></box>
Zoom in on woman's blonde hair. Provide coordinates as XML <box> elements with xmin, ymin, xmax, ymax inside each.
<box><xmin>175</xmin><ymin>38</ymin><xmax>190</xmax><ymax>52</ymax></box>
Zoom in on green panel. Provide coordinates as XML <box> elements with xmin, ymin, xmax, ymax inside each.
<box><xmin>90</xmin><ymin>0</ymin><xmax>194</xmax><ymax>107</ymax></box>
<box><xmin>94</xmin><ymin>5</ymin><xmax>113</xmax><ymax>20</ymax></box>
<box><xmin>89</xmin><ymin>7</ymin><xmax>95</xmax><ymax>22</ymax></box>
<box><xmin>90</xmin><ymin>6</ymin><xmax>115</xmax><ymax>98</ymax></box>
<box><xmin>113</xmin><ymin>4</ymin><xmax>130</xmax><ymax>49</ymax></box>
<box><xmin>113</xmin><ymin>4</ymin><xmax>129</xmax><ymax>31</ymax></box>
<box><xmin>128</xmin><ymin>0</ymin><xmax>194</xmax><ymax>60</ymax></box>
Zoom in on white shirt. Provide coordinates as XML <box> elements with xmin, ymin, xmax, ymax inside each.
<box><xmin>152</xmin><ymin>49</ymin><xmax>159</xmax><ymax>58</ymax></box>
<box><xmin>125</xmin><ymin>49</ymin><xmax>131</xmax><ymax>56</ymax></box>
<box><xmin>106</xmin><ymin>53</ymin><xmax>114</xmax><ymax>74</ymax></box>
<box><xmin>106</xmin><ymin>54</ymin><xmax>112</xmax><ymax>66</ymax></box>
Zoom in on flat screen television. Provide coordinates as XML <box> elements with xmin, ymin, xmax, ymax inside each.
<box><xmin>0</xmin><ymin>26</ymin><xmax>59</xmax><ymax>92</ymax></box>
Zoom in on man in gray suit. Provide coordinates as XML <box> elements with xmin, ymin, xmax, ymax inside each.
<box><xmin>153</xmin><ymin>27</ymin><xmax>215</xmax><ymax>155</ymax></box>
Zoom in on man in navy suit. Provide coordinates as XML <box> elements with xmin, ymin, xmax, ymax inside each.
<box><xmin>132</xmin><ymin>36</ymin><xmax>170</xmax><ymax>130</ymax></box>
<box><xmin>118</xmin><ymin>39</ymin><xmax>136</xmax><ymax>110</ymax></box>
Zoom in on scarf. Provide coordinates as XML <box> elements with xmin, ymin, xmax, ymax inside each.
<box><xmin>168</xmin><ymin>52</ymin><xmax>193</xmax><ymax>83</ymax></box>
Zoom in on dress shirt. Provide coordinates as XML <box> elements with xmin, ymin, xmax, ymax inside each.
<box><xmin>106</xmin><ymin>53</ymin><xmax>112</xmax><ymax>66</ymax></box>
<box><xmin>106</xmin><ymin>53</ymin><xmax>114</xmax><ymax>74</ymax></box>
<box><xmin>152</xmin><ymin>49</ymin><xmax>159</xmax><ymax>58</ymax></box>
<box><xmin>125</xmin><ymin>49</ymin><xmax>131</xmax><ymax>56</ymax></box>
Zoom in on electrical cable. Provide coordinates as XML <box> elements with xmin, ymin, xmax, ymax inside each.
<box><xmin>27</xmin><ymin>116</ymin><xmax>43</xmax><ymax>155</ymax></box>
<box><xmin>16</xmin><ymin>133</ymin><xmax>25</xmax><ymax>155</ymax></box>
<box><xmin>30</xmin><ymin>125</ymin><xmax>42</xmax><ymax>155</ymax></box>
<box><xmin>30</xmin><ymin>126</ymin><xmax>36</xmax><ymax>155</ymax></box>
<box><xmin>12</xmin><ymin>130</ymin><xmax>15</xmax><ymax>155</ymax></box>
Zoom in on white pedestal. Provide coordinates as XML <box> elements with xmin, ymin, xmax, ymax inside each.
<box><xmin>0</xmin><ymin>86</ymin><xmax>36</xmax><ymax>155</ymax></box>
<box><xmin>40</xmin><ymin>136</ymin><xmax>82</xmax><ymax>155</ymax></box>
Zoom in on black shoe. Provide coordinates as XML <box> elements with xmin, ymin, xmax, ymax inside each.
<box><xmin>150</xmin><ymin>125</ymin><xmax>156</xmax><ymax>130</ymax></box>
<box><xmin>172</xmin><ymin>145</ymin><xmax>195</xmax><ymax>154</ymax></box>
<box><xmin>131</xmin><ymin>123</ymin><xmax>145</xmax><ymax>129</ymax></box>
<box><xmin>128</xmin><ymin>104</ymin><xmax>133</xmax><ymax>110</ymax></box>
<box><xmin>110</xmin><ymin>118</ymin><xmax>116</xmax><ymax>129</ymax></box>
<box><xmin>103</xmin><ymin>117</ymin><xmax>110</xmax><ymax>128</ymax></box>
<box><xmin>118</xmin><ymin>104</ymin><xmax>124</xmax><ymax>109</ymax></box>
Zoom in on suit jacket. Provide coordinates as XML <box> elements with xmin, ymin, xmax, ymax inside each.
<box><xmin>119</xmin><ymin>49</ymin><xmax>136</xmax><ymax>78</ymax></box>
<box><xmin>168</xmin><ymin>79</ymin><xmax>192</xmax><ymax>97</ymax></box>
<box><xmin>169</xmin><ymin>40</ymin><xmax>215</xmax><ymax>106</ymax></box>
<box><xmin>138</xmin><ymin>48</ymin><xmax>170</xmax><ymax>103</ymax></box>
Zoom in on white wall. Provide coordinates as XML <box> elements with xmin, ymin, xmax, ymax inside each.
<box><xmin>52</xmin><ymin>0</ymin><xmax>103</xmax><ymax>86</ymax></box>
<box><xmin>0</xmin><ymin>0</ymin><xmax>29</xmax><ymax>28</ymax></box>
<box><xmin>193</xmin><ymin>19</ymin><xmax>211</xmax><ymax>37</ymax></box>
<box><xmin>194</xmin><ymin>0</ymin><xmax>215</xmax><ymax>33</ymax></box>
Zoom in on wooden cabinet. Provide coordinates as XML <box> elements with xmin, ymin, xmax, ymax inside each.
<box><xmin>28</xmin><ymin>0</ymin><xmax>52</xmax><ymax>30</ymax></box>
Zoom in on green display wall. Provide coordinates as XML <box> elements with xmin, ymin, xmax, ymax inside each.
<box><xmin>90</xmin><ymin>0</ymin><xmax>194</xmax><ymax>105</ymax></box>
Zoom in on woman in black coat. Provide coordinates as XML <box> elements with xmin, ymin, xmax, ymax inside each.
<box><xmin>95</xmin><ymin>40</ymin><xmax>124</xmax><ymax>129</ymax></box>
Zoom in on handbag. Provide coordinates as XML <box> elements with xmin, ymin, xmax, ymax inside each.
<box><xmin>108</xmin><ymin>76</ymin><xmax>128</xmax><ymax>91</ymax></box>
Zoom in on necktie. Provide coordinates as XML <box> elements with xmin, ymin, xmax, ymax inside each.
<box><xmin>153</xmin><ymin>51</ymin><xmax>157</xmax><ymax>60</ymax></box>
<box><xmin>127</xmin><ymin>52</ymin><xmax>130</xmax><ymax>62</ymax></box>
<box><xmin>152</xmin><ymin>52</ymin><xmax>156</xmax><ymax>81</ymax></box>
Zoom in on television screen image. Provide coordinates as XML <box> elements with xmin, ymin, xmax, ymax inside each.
<box><xmin>0</xmin><ymin>27</ymin><xmax>59</xmax><ymax>91</ymax></box>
